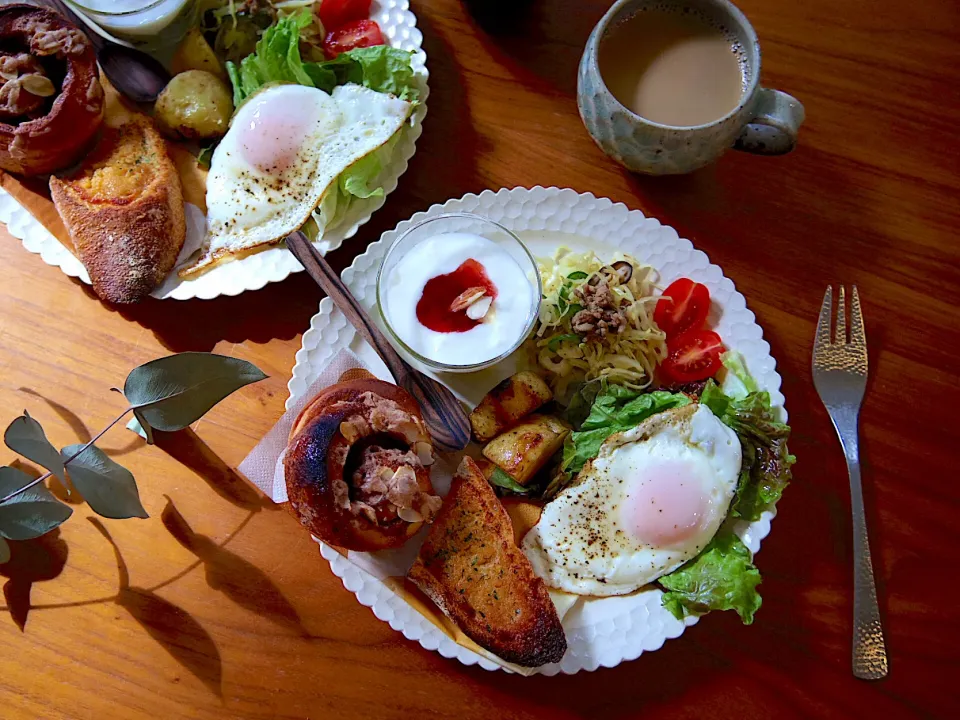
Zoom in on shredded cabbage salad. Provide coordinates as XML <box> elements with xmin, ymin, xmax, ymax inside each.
<box><xmin>534</xmin><ymin>248</ymin><xmax>667</xmax><ymax>397</ymax></box>
<box><xmin>199</xmin><ymin>1</ymin><xmax>327</xmax><ymax>63</ymax></box>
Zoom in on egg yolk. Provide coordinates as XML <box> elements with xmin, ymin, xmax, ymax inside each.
<box><xmin>240</xmin><ymin>100</ymin><xmax>317</xmax><ymax>174</ymax></box>
<box><xmin>622</xmin><ymin>460</ymin><xmax>710</xmax><ymax>546</ymax></box>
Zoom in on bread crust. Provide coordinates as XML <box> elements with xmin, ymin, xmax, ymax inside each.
<box><xmin>284</xmin><ymin>378</ymin><xmax>438</xmax><ymax>551</ymax></box>
<box><xmin>407</xmin><ymin>457</ymin><xmax>566</xmax><ymax>667</ymax></box>
<box><xmin>0</xmin><ymin>4</ymin><xmax>103</xmax><ymax>176</ymax></box>
<box><xmin>289</xmin><ymin>378</ymin><xmax>421</xmax><ymax>441</ymax></box>
<box><xmin>49</xmin><ymin>114</ymin><xmax>185</xmax><ymax>304</ymax></box>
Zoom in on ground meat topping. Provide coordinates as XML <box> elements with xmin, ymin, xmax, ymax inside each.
<box><xmin>349</xmin><ymin>446</ymin><xmax>441</xmax><ymax>525</ymax></box>
<box><xmin>571</xmin><ymin>277</ymin><xmax>628</xmax><ymax>339</ymax></box>
<box><xmin>327</xmin><ymin>391</ymin><xmax>439</xmax><ymax>525</ymax></box>
<box><xmin>332</xmin><ymin>392</ymin><xmax>426</xmax><ymax>446</ymax></box>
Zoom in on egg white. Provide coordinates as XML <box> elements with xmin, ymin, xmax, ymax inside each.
<box><xmin>183</xmin><ymin>83</ymin><xmax>412</xmax><ymax>276</ymax></box>
<box><xmin>522</xmin><ymin>404</ymin><xmax>741</xmax><ymax>597</ymax></box>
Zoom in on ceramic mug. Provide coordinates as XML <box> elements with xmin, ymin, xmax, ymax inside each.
<box><xmin>577</xmin><ymin>0</ymin><xmax>805</xmax><ymax>175</ymax></box>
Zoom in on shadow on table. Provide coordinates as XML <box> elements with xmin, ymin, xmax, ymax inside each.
<box><xmin>464</xmin><ymin>0</ymin><xmax>607</xmax><ymax>96</ymax></box>
<box><xmin>90</xmin><ymin>518</ymin><xmax>224</xmax><ymax>699</ymax></box>
<box><xmin>106</xmin><ymin>272</ymin><xmax>325</xmax><ymax>353</ymax></box>
<box><xmin>154</xmin><ymin>428</ymin><xmax>274</xmax><ymax>512</ymax></box>
<box><xmin>0</xmin><ymin>529</ymin><xmax>68</xmax><ymax>631</ymax></box>
<box><xmin>160</xmin><ymin>498</ymin><xmax>305</xmax><ymax>636</ymax></box>
<box><xmin>19</xmin><ymin>388</ymin><xmax>92</xmax><ymax>444</ymax></box>
<box><xmin>383</xmin><ymin>8</ymin><xmax>485</xmax><ymax>212</ymax></box>
<box><xmin>463</xmin><ymin>625</ymin><xmax>733</xmax><ymax>712</ymax></box>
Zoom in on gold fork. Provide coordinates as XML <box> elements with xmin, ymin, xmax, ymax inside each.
<box><xmin>812</xmin><ymin>286</ymin><xmax>889</xmax><ymax>679</ymax></box>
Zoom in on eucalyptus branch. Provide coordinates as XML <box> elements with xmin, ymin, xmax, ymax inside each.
<box><xmin>0</xmin><ymin>408</ymin><xmax>132</xmax><ymax>505</ymax></box>
<box><xmin>0</xmin><ymin>352</ymin><xmax>267</xmax><ymax>561</ymax></box>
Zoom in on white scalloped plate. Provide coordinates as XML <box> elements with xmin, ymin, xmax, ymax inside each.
<box><xmin>0</xmin><ymin>0</ymin><xmax>427</xmax><ymax>300</ymax></box>
<box><xmin>290</xmin><ymin>186</ymin><xmax>786</xmax><ymax>674</ymax></box>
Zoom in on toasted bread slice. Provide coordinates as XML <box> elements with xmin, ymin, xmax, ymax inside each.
<box><xmin>407</xmin><ymin>457</ymin><xmax>566</xmax><ymax>667</ymax></box>
<box><xmin>49</xmin><ymin>113</ymin><xmax>185</xmax><ymax>303</ymax></box>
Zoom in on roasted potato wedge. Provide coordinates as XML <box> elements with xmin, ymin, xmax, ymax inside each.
<box><xmin>474</xmin><ymin>457</ymin><xmax>497</xmax><ymax>480</ymax></box>
<box><xmin>154</xmin><ymin>70</ymin><xmax>233</xmax><ymax>140</ymax></box>
<box><xmin>172</xmin><ymin>28</ymin><xmax>225</xmax><ymax>80</ymax></box>
<box><xmin>482</xmin><ymin>415</ymin><xmax>571</xmax><ymax>485</ymax></box>
<box><xmin>470</xmin><ymin>371</ymin><xmax>552</xmax><ymax>442</ymax></box>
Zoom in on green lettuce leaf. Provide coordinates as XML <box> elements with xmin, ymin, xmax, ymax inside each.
<box><xmin>300</xmin><ymin>126</ymin><xmax>405</xmax><ymax>242</ymax></box>
<box><xmin>488</xmin><ymin>467</ymin><xmax>530</xmax><ymax>495</ymax></box>
<box><xmin>701</xmin><ymin>379</ymin><xmax>794</xmax><ymax>521</ymax></box>
<box><xmin>226</xmin><ymin>11</ymin><xmax>420</xmax><ymax>106</ymax></box>
<box><xmin>335</xmin><ymin>45</ymin><xmax>420</xmax><ymax>101</ymax></box>
<box><xmin>227</xmin><ymin>10</ymin><xmax>314</xmax><ymax>106</ymax></box>
<box><xmin>719</xmin><ymin>350</ymin><xmax>759</xmax><ymax>397</ymax></box>
<box><xmin>562</xmin><ymin>379</ymin><xmax>603</xmax><ymax>430</ymax></box>
<box><xmin>561</xmin><ymin>384</ymin><xmax>690</xmax><ymax>474</ymax></box>
<box><xmin>660</xmin><ymin>529</ymin><xmax>762</xmax><ymax>624</ymax></box>
<box><xmin>339</xmin><ymin>127</ymin><xmax>403</xmax><ymax>200</ymax></box>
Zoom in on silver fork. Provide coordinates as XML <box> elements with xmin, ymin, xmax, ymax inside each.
<box><xmin>812</xmin><ymin>286</ymin><xmax>889</xmax><ymax>680</ymax></box>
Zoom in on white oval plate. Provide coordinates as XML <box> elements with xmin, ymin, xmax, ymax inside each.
<box><xmin>289</xmin><ymin>186</ymin><xmax>787</xmax><ymax>674</ymax></box>
<box><xmin>0</xmin><ymin>0</ymin><xmax>427</xmax><ymax>300</ymax></box>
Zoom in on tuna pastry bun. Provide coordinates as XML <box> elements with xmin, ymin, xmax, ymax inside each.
<box><xmin>284</xmin><ymin>374</ymin><xmax>442</xmax><ymax>552</ymax></box>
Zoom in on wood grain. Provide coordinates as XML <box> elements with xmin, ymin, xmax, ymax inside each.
<box><xmin>286</xmin><ymin>231</ymin><xmax>471</xmax><ymax>452</ymax></box>
<box><xmin>1</xmin><ymin>0</ymin><xmax>959</xmax><ymax>717</ymax></box>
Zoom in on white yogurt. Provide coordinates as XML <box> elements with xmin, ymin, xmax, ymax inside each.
<box><xmin>383</xmin><ymin>232</ymin><xmax>536</xmax><ymax>366</ymax></box>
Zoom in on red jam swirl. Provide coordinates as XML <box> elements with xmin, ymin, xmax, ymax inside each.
<box><xmin>415</xmin><ymin>259</ymin><xmax>498</xmax><ymax>333</ymax></box>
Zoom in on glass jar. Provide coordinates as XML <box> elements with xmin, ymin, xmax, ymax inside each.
<box><xmin>65</xmin><ymin>0</ymin><xmax>197</xmax><ymax>52</ymax></box>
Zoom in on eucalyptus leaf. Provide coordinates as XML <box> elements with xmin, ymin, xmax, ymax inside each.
<box><xmin>4</xmin><ymin>412</ymin><xmax>65</xmax><ymax>482</ymax></box>
<box><xmin>132</xmin><ymin>410</ymin><xmax>155</xmax><ymax>445</ymax></box>
<box><xmin>0</xmin><ymin>466</ymin><xmax>72</xmax><ymax>540</ymax></box>
<box><xmin>126</xmin><ymin>415</ymin><xmax>149</xmax><ymax>441</ymax></box>
<box><xmin>123</xmin><ymin>353</ymin><xmax>267</xmax><ymax>433</ymax></box>
<box><xmin>61</xmin><ymin>444</ymin><xmax>148</xmax><ymax>520</ymax></box>
<box><xmin>0</xmin><ymin>536</ymin><xmax>9</xmax><ymax>563</ymax></box>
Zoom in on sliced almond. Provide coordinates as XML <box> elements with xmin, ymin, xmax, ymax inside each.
<box><xmin>20</xmin><ymin>73</ymin><xmax>55</xmax><ymax>97</ymax></box>
<box><xmin>450</xmin><ymin>287</ymin><xmax>486</xmax><ymax>313</ymax></box>
<box><xmin>339</xmin><ymin>419</ymin><xmax>367</xmax><ymax>443</ymax></box>
<box><xmin>465</xmin><ymin>295</ymin><xmax>493</xmax><ymax>320</ymax></box>
<box><xmin>414</xmin><ymin>440</ymin><xmax>434</xmax><ymax>466</ymax></box>
<box><xmin>397</xmin><ymin>506</ymin><xmax>423</xmax><ymax>523</ymax></box>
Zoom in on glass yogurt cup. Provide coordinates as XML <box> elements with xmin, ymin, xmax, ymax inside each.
<box><xmin>376</xmin><ymin>213</ymin><xmax>541</xmax><ymax>373</ymax></box>
<box><xmin>65</xmin><ymin>0</ymin><xmax>196</xmax><ymax>51</ymax></box>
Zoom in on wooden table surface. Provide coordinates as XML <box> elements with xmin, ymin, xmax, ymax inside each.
<box><xmin>2</xmin><ymin>0</ymin><xmax>958</xmax><ymax>717</ymax></box>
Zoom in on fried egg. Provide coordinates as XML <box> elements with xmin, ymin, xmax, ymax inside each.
<box><xmin>522</xmin><ymin>403</ymin><xmax>741</xmax><ymax>596</ymax></box>
<box><xmin>182</xmin><ymin>83</ymin><xmax>412</xmax><ymax>276</ymax></box>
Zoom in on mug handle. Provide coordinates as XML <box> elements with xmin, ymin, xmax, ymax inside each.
<box><xmin>734</xmin><ymin>88</ymin><xmax>805</xmax><ymax>155</ymax></box>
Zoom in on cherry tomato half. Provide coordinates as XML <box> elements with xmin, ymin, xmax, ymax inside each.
<box><xmin>660</xmin><ymin>330</ymin><xmax>725</xmax><ymax>383</ymax></box>
<box><xmin>322</xmin><ymin>19</ymin><xmax>385</xmax><ymax>58</ymax></box>
<box><xmin>318</xmin><ymin>0</ymin><xmax>372</xmax><ymax>32</ymax></box>
<box><xmin>653</xmin><ymin>278</ymin><xmax>711</xmax><ymax>338</ymax></box>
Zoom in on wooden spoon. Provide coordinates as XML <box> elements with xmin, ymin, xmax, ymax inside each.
<box><xmin>286</xmin><ymin>231</ymin><xmax>471</xmax><ymax>453</ymax></box>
